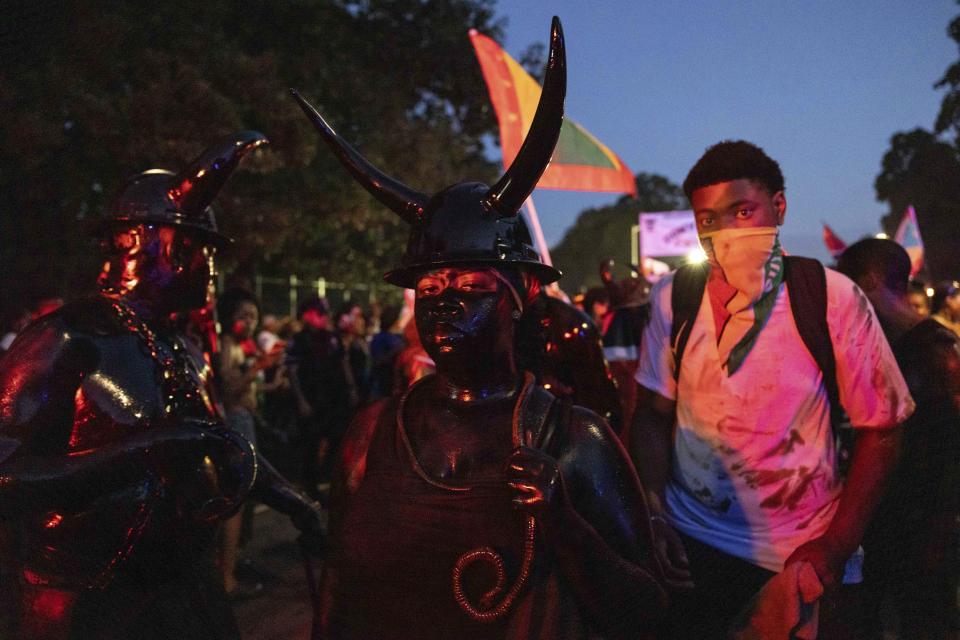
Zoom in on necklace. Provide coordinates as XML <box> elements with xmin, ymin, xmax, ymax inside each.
<box><xmin>109</xmin><ymin>298</ymin><xmax>208</xmax><ymax>418</ymax></box>
<box><xmin>396</xmin><ymin>371</ymin><xmax>537</xmax><ymax>622</ymax></box>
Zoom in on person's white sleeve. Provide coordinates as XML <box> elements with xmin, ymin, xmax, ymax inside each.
<box><xmin>635</xmin><ymin>274</ymin><xmax>677</xmax><ymax>400</ymax></box>
<box><xmin>826</xmin><ymin>269</ymin><xmax>915</xmax><ymax>429</ymax></box>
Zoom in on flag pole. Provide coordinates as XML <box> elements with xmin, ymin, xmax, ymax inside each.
<box><xmin>523</xmin><ymin>195</ymin><xmax>553</xmax><ymax>266</ymax></box>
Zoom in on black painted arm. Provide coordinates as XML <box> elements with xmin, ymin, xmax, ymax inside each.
<box><xmin>508</xmin><ymin>406</ymin><xmax>667</xmax><ymax>638</ymax></box>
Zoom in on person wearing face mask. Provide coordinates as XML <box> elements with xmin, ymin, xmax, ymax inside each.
<box><xmin>630</xmin><ymin>140</ymin><xmax>914</xmax><ymax>638</ymax></box>
<box><xmin>0</xmin><ymin>132</ymin><xmax>323</xmax><ymax>640</ymax></box>
<box><xmin>292</xmin><ymin>18</ymin><xmax>668</xmax><ymax>639</ymax></box>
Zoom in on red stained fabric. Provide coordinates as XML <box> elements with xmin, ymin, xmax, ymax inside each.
<box><xmin>706</xmin><ymin>266</ymin><xmax>737</xmax><ymax>342</ymax></box>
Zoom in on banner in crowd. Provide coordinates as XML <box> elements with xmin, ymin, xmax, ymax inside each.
<box><xmin>469</xmin><ymin>29</ymin><xmax>637</xmax><ymax>196</ymax></box>
<box><xmin>895</xmin><ymin>204</ymin><xmax>924</xmax><ymax>277</ymax></box>
<box><xmin>639</xmin><ymin>210</ymin><xmax>699</xmax><ymax>260</ymax></box>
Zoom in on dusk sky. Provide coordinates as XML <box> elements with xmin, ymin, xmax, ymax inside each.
<box><xmin>492</xmin><ymin>1</ymin><xmax>956</xmax><ymax>261</ymax></box>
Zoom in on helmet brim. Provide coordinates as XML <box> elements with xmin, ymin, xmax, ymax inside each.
<box><xmin>92</xmin><ymin>218</ymin><xmax>234</xmax><ymax>248</ymax></box>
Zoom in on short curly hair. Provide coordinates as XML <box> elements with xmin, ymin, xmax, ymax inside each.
<box><xmin>836</xmin><ymin>238</ymin><xmax>911</xmax><ymax>295</ymax></box>
<box><xmin>683</xmin><ymin>140</ymin><xmax>785</xmax><ymax>200</ymax></box>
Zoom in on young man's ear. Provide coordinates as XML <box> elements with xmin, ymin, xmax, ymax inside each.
<box><xmin>857</xmin><ymin>270</ymin><xmax>883</xmax><ymax>294</ymax></box>
<box><xmin>772</xmin><ymin>191</ymin><xmax>786</xmax><ymax>226</ymax></box>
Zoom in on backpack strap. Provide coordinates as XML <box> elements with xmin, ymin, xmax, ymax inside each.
<box><xmin>670</xmin><ymin>264</ymin><xmax>710</xmax><ymax>381</ymax></box>
<box><xmin>783</xmin><ymin>256</ymin><xmax>843</xmax><ymax>425</ymax></box>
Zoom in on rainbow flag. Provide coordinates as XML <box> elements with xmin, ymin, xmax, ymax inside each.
<box><xmin>469</xmin><ymin>29</ymin><xmax>637</xmax><ymax>197</ymax></box>
<box><xmin>894</xmin><ymin>204</ymin><xmax>924</xmax><ymax>276</ymax></box>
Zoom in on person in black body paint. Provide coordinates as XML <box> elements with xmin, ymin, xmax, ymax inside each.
<box><xmin>0</xmin><ymin>132</ymin><xmax>322</xmax><ymax>640</ymax></box>
<box><xmin>291</xmin><ymin>17</ymin><xmax>667</xmax><ymax>640</ymax></box>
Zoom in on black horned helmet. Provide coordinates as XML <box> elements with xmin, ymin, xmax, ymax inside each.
<box><xmin>292</xmin><ymin>17</ymin><xmax>566</xmax><ymax>288</ymax></box>
<box><xmin>100</xmin><ymin>131</ymin><xmax>269</xmax><ymax>246</ymax></box>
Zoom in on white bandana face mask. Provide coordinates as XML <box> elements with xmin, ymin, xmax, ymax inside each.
<box><xmin>698</xmin><ymin>226</ymin><xmax>781</xmax><ymax>307</ymax></box>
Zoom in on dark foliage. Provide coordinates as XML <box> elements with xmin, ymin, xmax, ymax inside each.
<box><xmin>0</xmin><ymin>0</ymin><xmax>507</xmax><ymax>308</ymax></box>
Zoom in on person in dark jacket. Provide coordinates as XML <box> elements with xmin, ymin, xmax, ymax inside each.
<box><xmin>838</xmin><ymin>238</ymin><xmax>960</xmax><ymax>639</ymax></box>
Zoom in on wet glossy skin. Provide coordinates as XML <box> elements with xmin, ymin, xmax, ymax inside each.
<box><xmin>534</xmin><ymin>295</ymin><xmax>622</xmax><ymax>430</ymax></box>
<box><xmin>406</xmin><ymin>268</ymin><xmax>520</xmax><ymax>480</ymax></box>
<box><xmin>414</xmin><ymin>268</ymin><xmax>517</xmax><ymax>394</ymax></box>
<box><xmin>0</xmin><ymin>300</ymin><xmax>249</xmax><ymax>587</ymax></box>
<box><xmin>0</xmin><ymin>225</ymin><xmax>320</xmax><ymax>639</ymax></box>
<box><xmin>321</xmin><ymin>266</ymin><xmax>667</xmax><ymax>638</ymax></box>
<box><xmin>691</xmin><ymin>178</ymin><xmax>786</xmax><ymax>233</ymax></box>
<box><xmin>99</xmin><ymin>224</ymin><xmax>216</xmax><ymax>319</ymax></box>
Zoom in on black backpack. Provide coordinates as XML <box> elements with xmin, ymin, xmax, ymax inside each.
<box><xmin>670</xmin><ymin>256</ymin><xmax>843</xmax><ymax>426</ymax></box>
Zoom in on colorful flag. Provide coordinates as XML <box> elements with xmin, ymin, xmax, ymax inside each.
<box><xmin>822</xmin><ymin>223</ymin><xmax>847</xmax><ymax>258</ymax></box>
<box><xmin>894</xmin><ymin>205</ymin><xmax>924</xmax><ymax>276</ymax></box>
<box><xmin>469</xmin><ymin>29</ymin><xmax>637</xmax><ymax>197</ymax></box>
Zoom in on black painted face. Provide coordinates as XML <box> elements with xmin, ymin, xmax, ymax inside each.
<box><xmin>154</xmin><ymin>227</ymin><xmax>215</xmax><ymax>311</ymax></box>
<box><xmin>103</xmin><ymin>224</ymin><xmax>214</xmax><ymax>312</ymax></box>
<box><xmin>414</xmin><ymin>267</ymin><xmax>515</xmax><ymax>369</ymax></box>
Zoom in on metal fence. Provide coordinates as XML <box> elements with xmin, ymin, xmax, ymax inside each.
<box><xmin>218</xmin><ymin>274</ymin><xmax>401</xmax><ymax>318</ymax></box>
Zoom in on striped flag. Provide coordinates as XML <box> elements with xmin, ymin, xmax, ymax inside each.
<box><xmin>469</xmin><ymin>29</ymin><xmax>637</xmax><ymax>197</ymax></box>
<box><xmin>894</xmin><ymin>205</ymin><xmax>924</xmax><ymax>276</ymax></box>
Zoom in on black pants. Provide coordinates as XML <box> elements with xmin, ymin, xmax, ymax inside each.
<box><xmin>662</xmin><ymin>533</ymin><xmax>776</xmax><ymax>639</ymax></box>
<box><xmin>663</xmin><ymin>533</ymin><xmax>871</xmax><ymax>639</ymax></box>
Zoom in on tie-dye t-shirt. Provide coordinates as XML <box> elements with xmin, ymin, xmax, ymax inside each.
<box><xmin>636</xmin><ymin>267</ymin><xmax>914</xmax><ymax>571</ymax></box>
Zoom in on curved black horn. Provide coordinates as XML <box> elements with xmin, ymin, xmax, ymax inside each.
<box><xmin>169</xmin><ymin>130</ymin><xmax>269</xmax><ymax>217</ymax></box>
<box><xmin>291</xmin><ymin>89</ymin><xmax>428</xmax><ymax>225</ymax></box>
<box><xmin>484</xmin><ymin>16</ymin><xmax>566</xmax><ymax>217</ymax></box>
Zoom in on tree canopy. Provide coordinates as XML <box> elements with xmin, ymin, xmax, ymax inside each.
<box><xmin>0</xmin><ymin>0</ymin><xmax>509</xmax><ymax>309</ymax></box>
<box><xmin>550</xmin><ymin>173</ymin><xmax>688</xmax><ymax>294</ymax></box>
<box><xmin>875</xmin><ymin>2</ymin><xmax>960</xmax><ymax>280</ymax></box>
<box><xmin>875</xmin><ymin>129</ymin><xmax>960</xmax><ymax>280</ymax></box>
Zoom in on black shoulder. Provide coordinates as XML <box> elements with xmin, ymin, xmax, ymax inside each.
<box><xmin>0</xmin><ymin>307</ymin><xmax>101</xmax><ymax>437</ymax></box>
<box><xmin>543</xmin><ymin>296</ymin><xmax>600</xmax><ymax>339</ymax></box>
<box><xmin>56</xmin><ymin>297</ymin><xmax>126</xmax><ymax>337</ymax></box>
<box><xmin>553</xmin><ymin>402</ymin><xmax>626</xmax><ymax>467</ymax></box>
<box><xmin>0</xmin><ymin>298</ymin><xmax>118</xmax><ymax>374</ymax></box>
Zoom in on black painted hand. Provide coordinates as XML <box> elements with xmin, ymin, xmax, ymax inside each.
<box><xmin>505</xmin><ymin>446</ymin><xmax>571</xmax><ymax>531</ymax></box>
<box><xmin>649</xmin><ymin>515</ymin><xmax>694</xmax><ymax>591</ymax></box>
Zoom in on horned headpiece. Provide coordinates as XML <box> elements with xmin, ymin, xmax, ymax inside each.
<box><xmin>292</xmin><ymin>17</ymin><xmax>567</xmax><ymax>287</ymax></box>
<box><xmin>101</xmin><ymin>131</ymin><xmax>268</xmax><ymax>245</ymax></box>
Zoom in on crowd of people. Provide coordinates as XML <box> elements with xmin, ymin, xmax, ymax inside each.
<box><xmin>0</xmin><ymin>16</ymin><xmax>958</xmax><ymax>640</ymax></box>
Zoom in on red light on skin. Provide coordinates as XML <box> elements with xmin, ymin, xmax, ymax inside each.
<box><xmin>21</xmin><ymin>583</ymin><xmax>78</xmax><ymax>638</ymax></box>
<box><xmin>169</xmin><ymin>178</ymin><xmax>194</xmax><ymax>201</ymax></box>
<box><xmin>43</xmin><ymin>513</ymin><xmax>63</xmax><ymax>529</ymax></box>
<box><xmin>31</xmin><ymin>588</ymin><xmax>70</xmax><ymax>617</ymax></box>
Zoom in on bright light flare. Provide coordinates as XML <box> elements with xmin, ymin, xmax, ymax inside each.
<box><xmin>686</xmin><ymin>247</ymin><xmax>708</xmax><ymax>264</ymax></box>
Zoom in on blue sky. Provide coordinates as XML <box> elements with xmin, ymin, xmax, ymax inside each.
<box><xmin>492</xmin><ymin>1</ymin><xmax>957</xmax><ymax>261</ymax></box>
